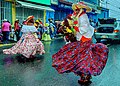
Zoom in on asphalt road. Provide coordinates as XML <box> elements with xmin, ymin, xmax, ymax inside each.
<box><xmin>0</xmin><ymin>38</ymin><xmax>120</xmax><ymax>86</ymax></box>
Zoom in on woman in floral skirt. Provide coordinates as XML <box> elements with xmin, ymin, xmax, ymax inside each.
<box><xmin>52</xmin><ymin>2</ymin><xmax>109</xmax><ymax>85</ymax></box>
<box><xmin>3</xmin><ymin>16</ymin><xmax>45</xmax><ymax>59</ymax></box>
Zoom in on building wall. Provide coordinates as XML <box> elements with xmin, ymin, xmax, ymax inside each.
<box><xmin>100</xmin><ymin>0</ymin><xmax>120</xmax><ymax>20</ymax></box>
<box><xmin>26</xmin><ymin>0</ymin><xmax>51</xmax><ymax>5</ymax></box>
<box><xmin>12</xmin><ymin>1</ymin><xmax>16</xmax><ymax>25</ymax></box>
<box><xmin>46</xmin><ymin>11</ymin><xmax>54</xmax><ymax>23</ymax></box>
<box><xmin>51</xmin><ymin>0</ymin><xmax>100</xmax><ymax>23</ymax></box>
<box><xmin>51</xmin><ymin>0</ymin><xmax>78</xmax><ymax>21</ymax></box>
<box><xmin>83</xmin><ymin>0</ymin><xmax>99</xmax><ymax>23</ymax></box>
<box><xmin>16</xmin><ymin>7</ymin><xmax>44</xmax><ymax>24</ymax></box>
<box><xmin>1</xmin><ymin>0</ymin><xmax>105</xmax><ymax>26</ymax></box>
<box><xmin>84</xmin><ymin>0</ymin><xmax>98</xmax><ymax>5</ymax></box>
<box><xmin>0</xmin><ymin>1</ymin><xmax>12</xmax><ymax>25</ymax></box>
<box><xmin>15</xmin><ymin>0</ymin><xmax>55</xmax><ymax>25</ymax></box>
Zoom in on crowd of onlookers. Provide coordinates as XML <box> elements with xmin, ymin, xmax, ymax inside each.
<box><xmin>0</xmin><ymin>18</ymin><xmax>62</xmax><ymax>44</ymax></box>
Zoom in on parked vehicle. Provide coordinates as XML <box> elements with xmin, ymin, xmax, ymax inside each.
<box><xmin>94</xmin><ymin>18</ymin><xmax>120</xmax><ymax>43</ymax></box>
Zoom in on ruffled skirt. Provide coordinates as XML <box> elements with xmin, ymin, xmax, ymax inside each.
<box><xmin>52</xmin><ymin>40</ymin><xmax>108</xmax><ymax>76</ymax></box>
<box><xmin>3</xmin><ymin>33</ymin><xmax>45</xmax><ymax>58</ymax></box>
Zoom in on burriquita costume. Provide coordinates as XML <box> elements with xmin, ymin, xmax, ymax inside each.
<box><xmin>52</xmin><ymin>2</ymin><xmax>109</xmax><ymax>85</ymax></box>
<box><xmin>3</xmin><ymin>16</ymin><xmax>45</xmax><ymax>58</ymax></box>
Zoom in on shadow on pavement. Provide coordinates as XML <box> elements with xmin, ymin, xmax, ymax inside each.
<box><xmin>2</xmin><ymin>55</ymin><xmax>44</xmax><ymax>66</ymax></box>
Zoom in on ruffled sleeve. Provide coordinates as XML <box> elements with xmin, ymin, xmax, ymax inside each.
<box><xmin>78</xmin><ymin>14</ymin><xmax>90</xmax><ymax>34</ymax></box>
<box><xmin>21</xmin><ymin>25</ymin><xmax>38</xmax><ymax>33</ymax></box>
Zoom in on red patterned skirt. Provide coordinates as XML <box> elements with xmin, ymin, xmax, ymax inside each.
<box><xmin>52</xmin><ymin>40</ymin><xmax>109</xmax><ymax>76</ymax></box>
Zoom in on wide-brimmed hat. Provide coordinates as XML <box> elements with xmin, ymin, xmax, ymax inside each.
<box><xmin>26</xmin><ymin>15</ymin><xmax>34</xmax><ymax>22</ymax></box>
<box><xmin>3</xmin><ymin>19</ymin><xmax>7</xmax><ymax>22</ymax></box>
<box><xmin>72</xmin><ymin>2</ymin><xmax>92</xmax><ymax>12</ymax></box>
<box><xmin>15</xmin><ymin>19</ymin><xmax>19</xmax><ymax>21</ymax></box>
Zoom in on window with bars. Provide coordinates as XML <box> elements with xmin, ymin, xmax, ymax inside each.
<box><xmin>0</xmin><ymin>1</ymin><xmax>12</xmax><ymax>27</ymax></box>
<box><xmin>16</xmin><ymin>7</ymin><xmax>44</xmax><ymax>24</ymax></box>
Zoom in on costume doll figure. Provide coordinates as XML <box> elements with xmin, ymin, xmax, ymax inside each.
<box><xmin>58</xmin><ymin>14</ymin><xmax>77</xmax><ymax>44</ymax></box>
<box><xmin>52</xmin><ymin>2</ymin><xmax>109</xmax><ymax>85</ymax></box>
<box><xmin>3</xmin><ymin>16</ymin><xmax>45</xmax><ymax>58</ymax></box>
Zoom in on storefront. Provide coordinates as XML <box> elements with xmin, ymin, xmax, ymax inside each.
<box><xmin>16</xmin><ymin>0</ymin><xmax>54</xmax><ymax>25</ymax></box>
<box><xmin>84</xmin><ymin>1</ymin><xmax>100</xmax><ymax>23</ymax></box>
<box><xmin>0</xmin><ymin>0</ymin><xmax>12</xmax><ymax>26</ymax></box>
<box><xmin>55</xmin><ymin>3</ymin><xmax>73</xmax><ymax>21</ymax></box>
<box><xmin>97</xmin><ymin>7</ymin><xmax>109</xmax><ymax>19</ymax></box>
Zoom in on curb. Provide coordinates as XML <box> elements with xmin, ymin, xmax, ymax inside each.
<box><xmin>0</xmin><ymin>43</ymin><xmax>15</xmax><ymax>47</ymax></box>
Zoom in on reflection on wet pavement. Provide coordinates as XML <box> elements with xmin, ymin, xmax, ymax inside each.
<box><xmin>0</xmin><ymin>38</ymin><xmax>120</xmax><ymax>86</ymax></box>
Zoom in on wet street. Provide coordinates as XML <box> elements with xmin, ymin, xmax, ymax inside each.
<box><xmin>0</xmin><ymin>38</ymin><xmax>120</xmax><ymax>86</ymax></box>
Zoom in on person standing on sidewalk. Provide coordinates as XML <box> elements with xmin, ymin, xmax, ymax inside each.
<box><xmin>1</xmin><ymin>19</ymin><xmax>11</xmax><ymax>44</ymax></box>
<box><xmin>48</xmin><ymin>18</ymin><xmax>56</xmax><ymax>39</ymax></box>
<box><xmin>52</xmin><ymin>2</ymin><xmax>109</xmax><ymax>85</ymax></box>
<box><xmin>14</xmin><ymin>19</ymin><xmax>21</xmax><ymax>41</ymax></box>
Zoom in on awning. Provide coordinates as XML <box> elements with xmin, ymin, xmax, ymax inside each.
<box><xmin>16</xmin><ymin>1</ymin><xmax>55</xmax><ymax>12</ymax></box>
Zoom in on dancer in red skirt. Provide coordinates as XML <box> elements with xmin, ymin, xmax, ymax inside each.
<box><xmin>52</xmin><ymin>2</ymin><xmax>109</xmax><ymax>85</ymax></box>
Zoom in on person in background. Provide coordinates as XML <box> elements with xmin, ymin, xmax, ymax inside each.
<box><xmin>0</xmin><ymin>29</ymin><xmax>3</xmax><ymax>43</ymax></box>
<box><xmin>38</xmin><ymin>18</ymin><xmax>44</xmax><ymax>26</ymax></box>
<box><xmin>34</xmin><ymin>19</ymin><xmax>41</xmax><ymax>40</ymax></box>
<box><xmin>14</xmin><ymin>19</ymin><xmax>21</xmax><ymax>41</ymax></box>
<box><xmin>1</xmin><ymin>19</ymin><xmax>11</xmax><ymax>44</ymax></box>
<box><xmin>50</xmin><ymin>18</ymin><xmax>57</xmax><ymax>37</ymax></box>
<box><xmin>52</xmin><ymin>2</ymin><xmax>109</xmax><ymax>85</ymax></box>
<box><xmin>41</xmin><ymin>23</ymin><xmax>51</xmax><ymax>41</ymax></box>
<box><xmin>38</xmin><ymin>18</ymin><xmax>45</xmax><ymax>40</ymax></box>
<box><xmin>55</xmin><ymin>20</ymin><xmax>61</xmax><ymax>34</ymax></box>
<box><xmin>48</xmin><ymin>18</ymin><xmax>56</xmax><ymax>39</ymax></box>
<box><xmin>3</xmin><ymin>16</ymin><xmax>45</xmax><ymax>59</ymax></box>
<box><xmin>90</xmin><ymin>19</ymin><xmax>96</xmax><ymax>28</ymax></box>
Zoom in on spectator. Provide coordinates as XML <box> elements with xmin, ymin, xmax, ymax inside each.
<box><xmin>14</xmin><ymin>19</ymin><xmax>21</xmax><ymax>41</ymax></box>
<box><xmin>1</xmin><ymin>19</ymin><xmax>11</xmax><ymax>44</ymax></box>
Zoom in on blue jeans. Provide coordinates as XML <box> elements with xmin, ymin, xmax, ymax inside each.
<box><xmin>2</xmin><ymin>31</ymin><xmax>10</xmax><ymax>44</ymax></box>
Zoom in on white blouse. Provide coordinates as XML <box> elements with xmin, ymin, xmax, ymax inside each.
<box><xmin>21</xmin><ymin>25</ymin><xmax>37</xmax><ymax>33</ymax></box>
<box><xmin>76</xmin><ymin>13</ymin><xmax>94</xmax><ymax>41</ymax></box>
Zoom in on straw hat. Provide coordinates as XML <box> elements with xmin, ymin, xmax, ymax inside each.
<box><xmin>15</xmin><ymin>19</ymin><xmax>19</xmax><ymax>21</ymax></box>
<box><xmin>3</xmin><ymin>19</ymin><xmax>7</xmax><ymax>22</ymax></box>
<box><xmin>72</xmin><ymin>2</ymin><xmax>92</xmax><ymax>12</ymax></box>
<box><xmin>26</xmin><ymin>15</ymin><xmax>34</xmax><ymax>22</ymax></box>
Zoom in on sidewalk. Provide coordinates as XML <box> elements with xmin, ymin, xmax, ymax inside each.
<box><xmin>0</xmin><ymin>34</ymin><xmax>64</xmax><ymax>47</ymax></box>
<box><xmin>0</xmin><ymin>40</ymin><xmax>16</xmax><ymax>47</ymax></box>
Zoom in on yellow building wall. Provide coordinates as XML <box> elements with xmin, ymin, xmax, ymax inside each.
<box><xmin>44</xmin><ymin>10</ymin><xmax>46</xmax><ymax>26</ymax></box>
<box><xmin>12</xmin><ymin>2</ymin><xmax>16</xmax><ymax>25</ymax></box>
<box><xmin>4</xmin><ymin>0</ymin><xmax>16</xmax><ymax>25</ymax></box>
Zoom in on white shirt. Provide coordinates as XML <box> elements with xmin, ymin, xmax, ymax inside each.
<box><xmin>21</xmin><ymin>25</ymin><xmax>37</xmax><ymax>33</ymax></box>
<box><xmin>76</xmin><ymin>13</ymin><xmax>94</xmax><ymax>41</ymax></box>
